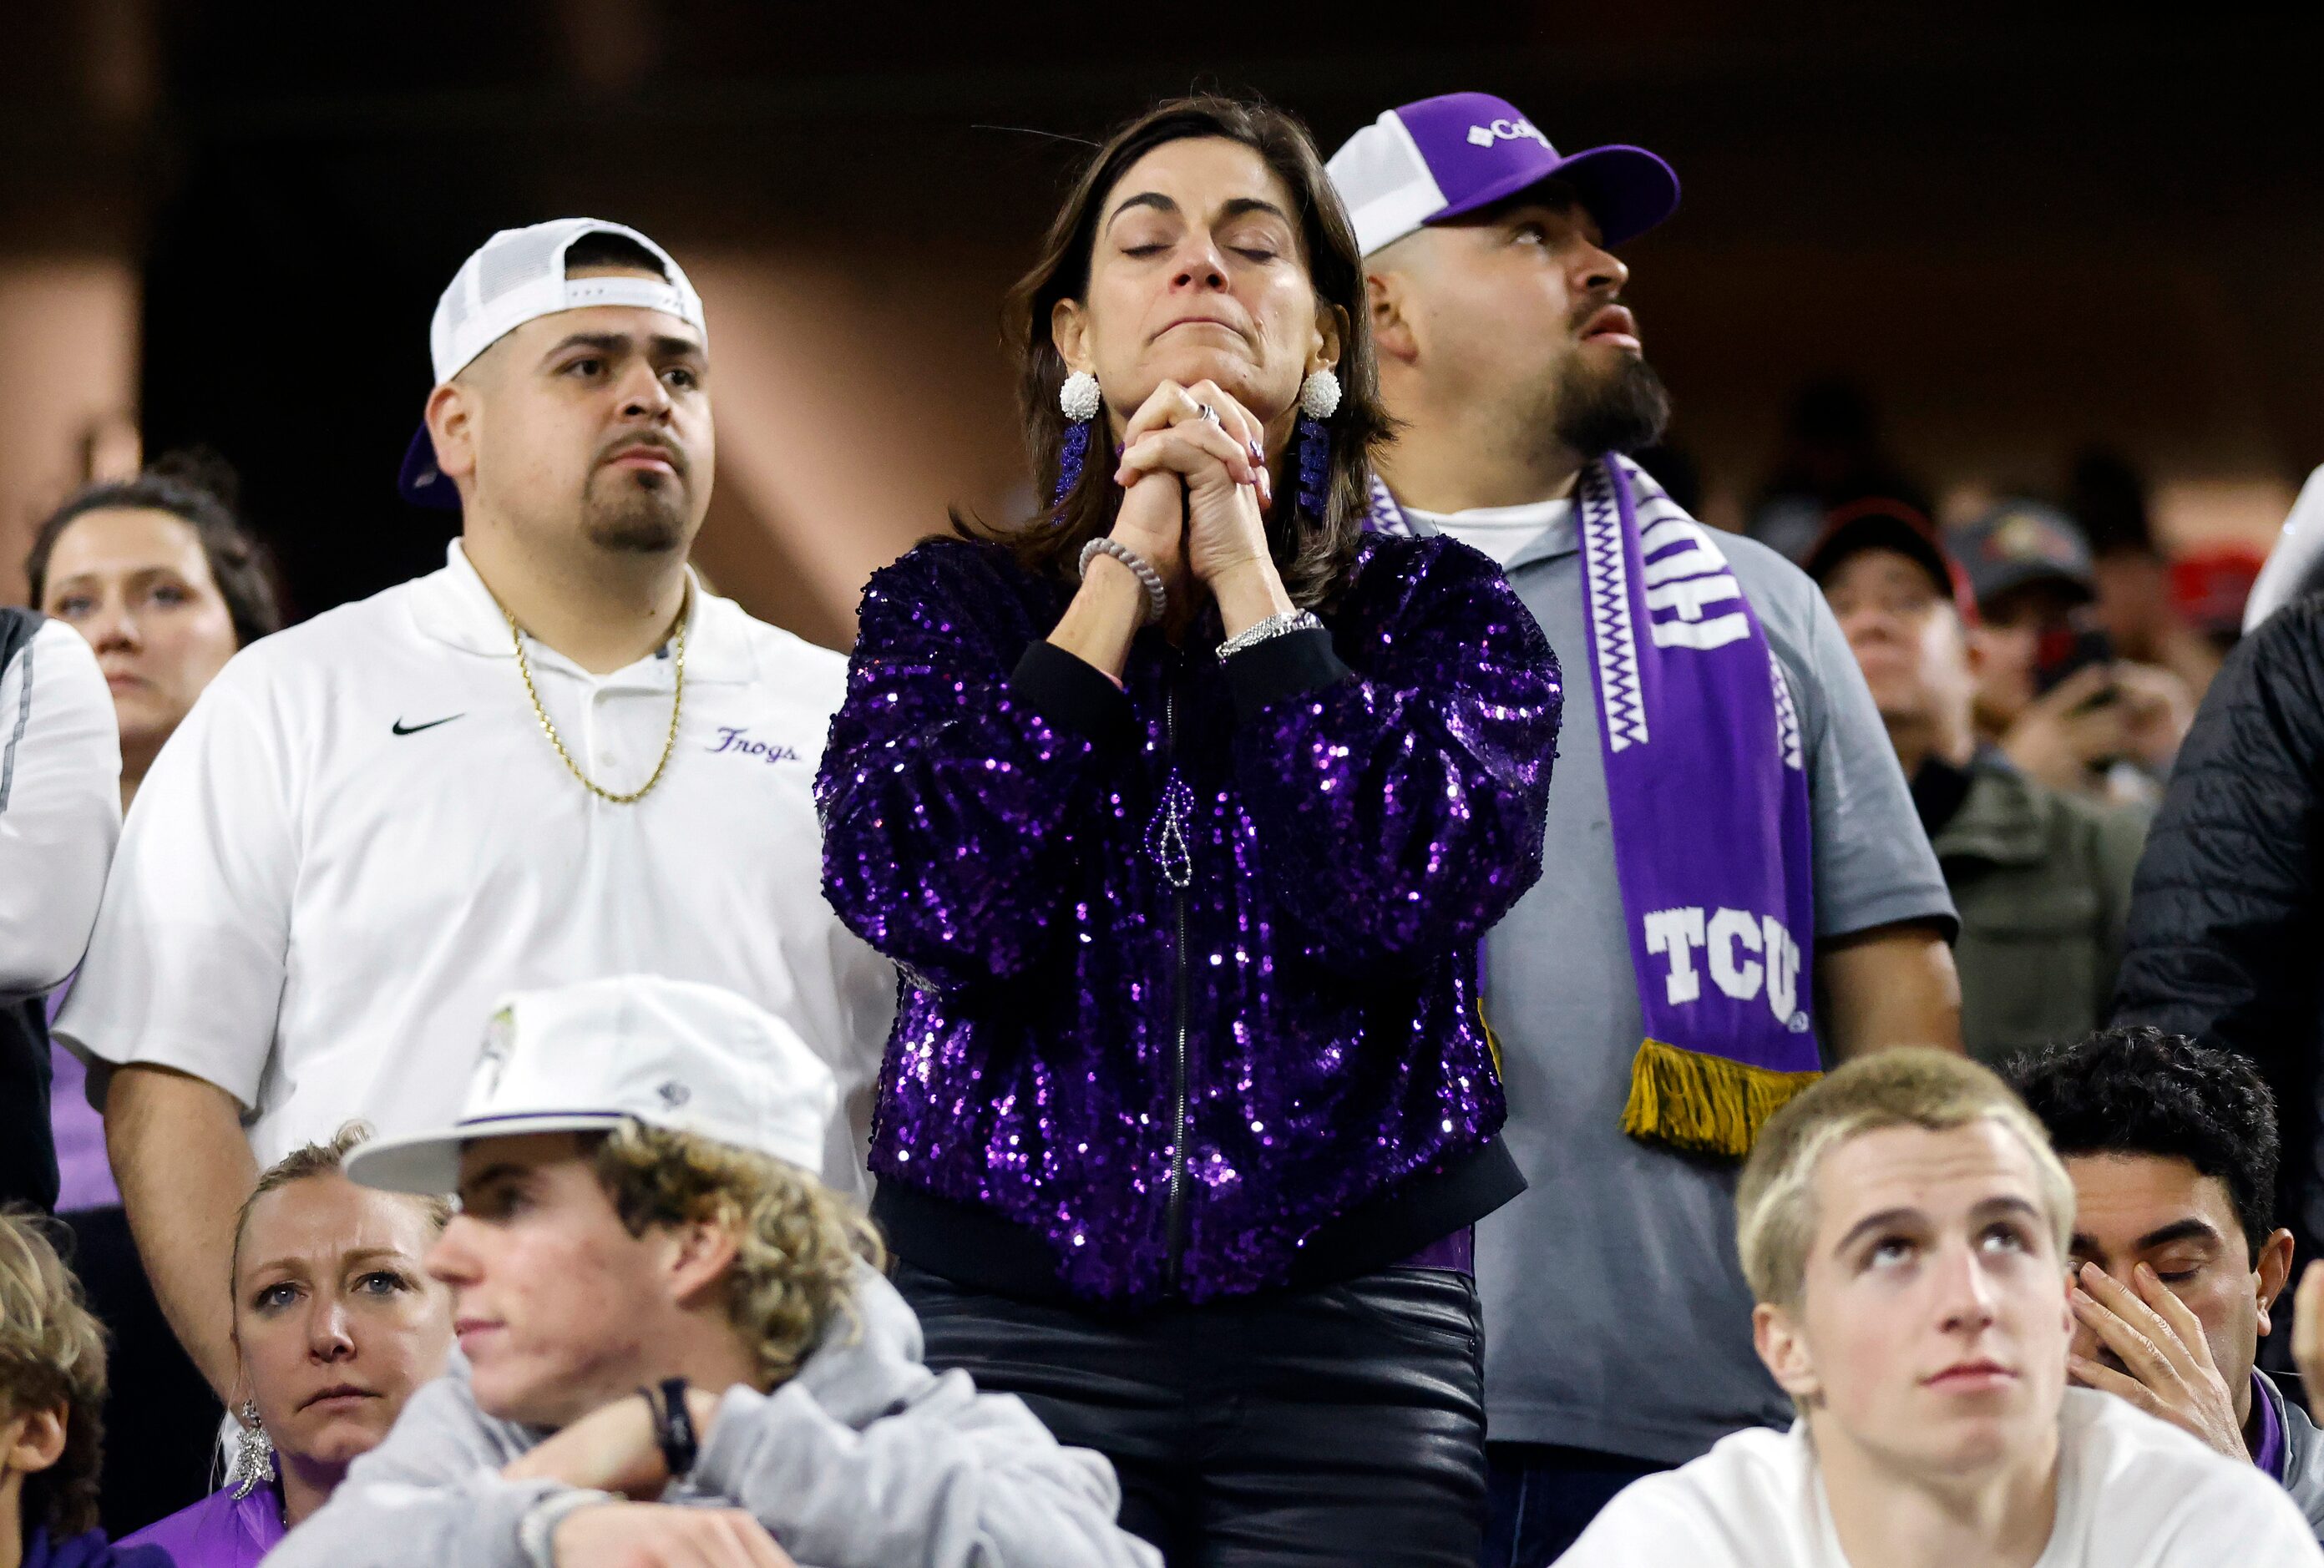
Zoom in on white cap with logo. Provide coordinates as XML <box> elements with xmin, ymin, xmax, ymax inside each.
<box><xmin>428</xmin><ymin>216</ymin><xmax>704</xmax><ymax>385</ymax></box>
<box><xmin>345</xmin><ymin>975</ymin><xmax>834</xmax><ymax>1197</ymax></box>
<box><xmin>398</xmin><ymin>216</ymin><xmax>707</xmax><ymax>508</ymax></box>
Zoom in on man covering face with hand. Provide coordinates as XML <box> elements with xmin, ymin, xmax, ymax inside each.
<box><xmin>2005</xmin><ymin>1025</ymin><xmax>2324</xmax><ymax>1540</ymax></box>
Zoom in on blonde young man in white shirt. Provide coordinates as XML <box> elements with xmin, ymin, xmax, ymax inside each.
<box><xmin>1558</xmin><ymin>1050</ymin><xmax>2321</xmax><ymax>1567</ymax></box>
<box><xmin>58</xmin><ymin>219</ymin><xmax>893</xmax><ymax>1404</ymax></box>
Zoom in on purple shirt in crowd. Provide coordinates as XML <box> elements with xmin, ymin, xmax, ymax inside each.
<box><xmin>121</xmin><ymin>1481</ymin><xmax>286</xmax><ymax>1568</ymax></box>
<box><xmin>48</xmin><ymin>976</ymin><xmax>122</xmax><ymax>1212</ymax></box>
<box><xmin>2256</xmin><ymin>1369</ymin><xmax>2288</xmax><ymax>1484</ymax></box>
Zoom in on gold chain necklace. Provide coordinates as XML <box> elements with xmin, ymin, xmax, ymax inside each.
<box><xmin>503</xmin><ymin>591</ymin><xmax>688</xmax><ymax>805</ymax></box>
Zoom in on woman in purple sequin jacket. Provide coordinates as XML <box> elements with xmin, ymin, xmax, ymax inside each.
<box><xmin>816</xmin><ymin>95</ymin><xmax>1561</xmax><ymax>1564</ymax></box>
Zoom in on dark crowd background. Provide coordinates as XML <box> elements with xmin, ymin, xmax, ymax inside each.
<box><xmin>3</xmin><ymin>3</ymin><xmax>2323</xmax><ymax>648</ymax></box>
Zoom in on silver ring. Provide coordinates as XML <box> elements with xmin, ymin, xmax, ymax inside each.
<box><xmin>1196</xmin><ymin>402</ymin><xmax>1220</xmax><ymax>426</ymax></box>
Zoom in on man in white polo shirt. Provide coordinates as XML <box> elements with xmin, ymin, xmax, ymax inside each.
<box><xmin>56</xmin><ymin>218</ymin><xmax>894</xmax><ymax>1402</ymax></box>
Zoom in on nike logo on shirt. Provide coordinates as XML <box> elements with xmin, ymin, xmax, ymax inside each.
<box><xmin>391</xmin><ymin>715</ymin><xmax>463</xmax><ymax>736</ymax></box>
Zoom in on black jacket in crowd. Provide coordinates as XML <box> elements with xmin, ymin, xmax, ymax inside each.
<box><xmin>2114</xmin><ymin>595</ymin><xmax>2324</xmax><ymax>1247</ymax></box>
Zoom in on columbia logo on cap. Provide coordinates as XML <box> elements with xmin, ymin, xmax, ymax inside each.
<box><xmin>1326</xmin><ymin>91</ymin><xmax>1680</xmax><ymax>259</ymax></box>
<box><xmin>1466</xmin><ymin>118</ymin><xmax>1553</xmax><ymax>151</ymax></box>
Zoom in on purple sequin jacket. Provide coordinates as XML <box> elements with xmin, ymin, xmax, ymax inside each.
<box><xmin>818</xmin><ymin>532</ymin><xmax>1561</xmax><ymax>1306</ymax></box>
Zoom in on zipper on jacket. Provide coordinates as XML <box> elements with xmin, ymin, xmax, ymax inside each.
<box><xmin>1162</xmin><ymin>675</ymin><xmax>1193</xmax><ymax>1292</ymax></box>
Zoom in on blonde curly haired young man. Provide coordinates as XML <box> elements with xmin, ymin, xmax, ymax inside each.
<box><xmin>0</xmin><ymin>1209</ymin><xmax>159</xmax><ymax>1568</ymax></box>
<box><xmin>268</xmin><ymin>977</ymin><xmax>1156</xmax><ymax>1568</ymax></box>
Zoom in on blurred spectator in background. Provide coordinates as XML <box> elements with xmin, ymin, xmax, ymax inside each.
<box><xmin>1810</xmin><ymin>501</ymin><xmax>2146</xmax><ymax>1062</ymax></box>
<box><xmin>124</xmin><ymin>1125</ymin><xmax>451</xmax><ymax>1566</ymax></box>
<box><xmin>1954</xmin><ymin>498</ymin><xmax>2193</xmax><ymax>808</ymax></box>
<box><xmin>2244</xmin><ymin>466</ymin><xmax>2324</xmax><ymax>637</ymax></box>
<box><xmin>2071</xmin><ymin>448</ymin><xmax>2226</xmax><ymax>693</ymax></box>
<box><xmin>25</xmin><ymin>456</ymin><xmax>282</xmax><ymax>1536</ymax></box>
<box><xmin>1334</xmin><ymin>94</ymin><xmax>1957</xmax><ymax>1568</ymax></box>
<box><xmin>53</xmin><ymin>220</ymin><xmax>893</xmax><ymax>1444</ymax></box>
<box><xmin>1746</xmin><ymin>378</ymin><xmax>1933</xmax><ymax>564</ymax></box>
<box><xmin>2172</xmin><ymin>544</ymin><xmax>2267</xmax><ymax>654</ymax></box>
<box><xmin>2004</xmin><ymin>1027</ymin><xmax>2324</xmax><ymax>1540</ymax></box>
<box><xmin>0</xmin><ymin>1211</ymin><xmax>162</xmax><ymax>1568</ymax></box>
<box><xmin>0</xmin><ymin>603</ymin><xmax>116</xmax><ymax>1214</ymax></box>
<box><xmin>2115</xmin><ymin>591</ymin><xmax>2324</xmax><ymax>1308</ymax></box>
<box><xmin>26</xmin><ymin>453</ymin><xmax>284</xmax><ymax>814</ymax></box>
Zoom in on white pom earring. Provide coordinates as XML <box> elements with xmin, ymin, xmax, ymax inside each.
<box><xmin>1059</xmin><ymin>371</ymin><xmax>1102</xmax><ymax>423</ymax></box>
<box><xmin>1299</xmin><ymin>367</ymin><xmax>1342</xmax><ymax>421</ymax></box>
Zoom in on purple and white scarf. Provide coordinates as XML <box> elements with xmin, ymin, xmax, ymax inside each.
<box><xmin>1372</xmin><ymin>455</ymin><xmax>1820</xmax><ymax>1156</ymax></box>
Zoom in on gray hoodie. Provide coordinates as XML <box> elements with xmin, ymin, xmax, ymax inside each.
<box><xmin>264</xmin><ymin>1266</ymin><xmax>1158</xmax><ymax>1568</ymax></box>
<box><xmin>2261</xmin><ymin>1369</ymin><xmax>2324</xmax><ymax>1544</ymax></box>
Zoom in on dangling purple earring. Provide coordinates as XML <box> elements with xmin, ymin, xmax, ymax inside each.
<box><xmin>1055</xmin><ymin>372</ymin><xmax>1102</xmax><ymax>508</ymax></box>
<box><xmin>1294</xmin><ymin>368</ymin><xmax>1341</xmax><ymax>518</ymax></box>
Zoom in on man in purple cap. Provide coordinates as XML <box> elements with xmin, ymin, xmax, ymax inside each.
<box><xmin>1329</xmin><ymin>94</ymin><xmax>1962</xmax><ymax>1565</ymax></box>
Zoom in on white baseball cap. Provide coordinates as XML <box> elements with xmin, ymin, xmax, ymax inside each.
<box><xmin>397</xmin><ymin>217</ymin><xmax>707</xmax><ymax>509</ymax></box>
<box><xmin>345</xmin><ymin>975</ymin><xmax>834</xmax><ymax>1196</ymax></box>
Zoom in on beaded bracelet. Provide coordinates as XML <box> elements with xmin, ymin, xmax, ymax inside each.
<box><xmin>1078</xmin><ymin>536</ymin><xmax>1168</xmax><ymax>627</ymax></box>
<box><xmin>1216</xmin><ymin>609</ymin><xmax>1323</xmax><ymax>662</ymax></box>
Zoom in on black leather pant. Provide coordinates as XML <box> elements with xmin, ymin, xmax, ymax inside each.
<box><xmin>894</xmin><ymin>1260</ymin><xmax>1486</xmax><ymax>1568</ymax></box>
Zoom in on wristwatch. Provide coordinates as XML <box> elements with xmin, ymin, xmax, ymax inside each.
<box><xmin>644</xmin><ymin>1377</ymin><xmax>700</xmax><ymax>1478</ymax></box>
<box><xmin>518</xmin><ymin>1486</ymin><xmax>618</xmax><ymax>1568</ymax></box>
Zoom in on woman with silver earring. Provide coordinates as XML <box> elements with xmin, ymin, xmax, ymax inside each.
<box><xmin>818</xmin><ymin>94</ymin><xmax>1562</xmax><ymax>1567</ymax></box>
<box><xmin>124</xmin><ymin>1125</ymin><xmax>453</xmax><ymax>1565</ymax></box>
<box><xmin>227</xmin><ymin>1401</ymin><xmax>273</xmax><ymax>1502</ymax></box>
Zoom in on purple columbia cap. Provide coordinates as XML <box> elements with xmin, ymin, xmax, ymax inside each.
<box><xmin>1325</xmin><ymin>91</ymin><xmax>1678</xmax><ymax>257</ymax></box>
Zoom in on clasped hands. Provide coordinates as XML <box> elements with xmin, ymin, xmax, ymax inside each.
<box><xmin>502</xmin><ymin>1386</ymin><xmax>795</xmax><ymax>1567</ymax></box>
<box><xmin>1105</xmin><ymin>378</ymin><xmax>1283</xmax><ymax>616</ymax></box>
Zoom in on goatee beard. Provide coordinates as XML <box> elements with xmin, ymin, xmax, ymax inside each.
<box><xmin>582</xmin><ymin>478</ymin><xmax>688</xmax><ymax>555</ymax></box>
<box><xmin>1552</xmin><ymin>352</ymin><xmax>1672</xmax><ymax>459</ymax></box>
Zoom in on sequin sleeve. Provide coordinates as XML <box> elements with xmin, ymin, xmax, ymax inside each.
<box><xmin>816</xmin><ymin>542</ymin><xmax>1123</xmax><ymax>992</ymax></box>
<box><xmin>1225</xmin><ymin>537</ymin><xmax>1561</xmax><ymax>970</ymax></box>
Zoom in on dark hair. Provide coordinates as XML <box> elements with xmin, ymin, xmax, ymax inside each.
<box><xmin>2002</xmin><ymin>1025</ymin><xmax>2279</xmax><ymax>1258</ymax></box>
<box><xmin>565</xmin><ymin>230</ymin><xmax>668</xmax><ymax>277</ymax></box>
<box><xmin>24</xmin><ymin>449</ymin><xmax>282</xmax><ymax>647</ymax></box>
<box><xmin>960</xmin><ymin>94</ymin><xmax>1392</xmax><ymax>610</ymax></box>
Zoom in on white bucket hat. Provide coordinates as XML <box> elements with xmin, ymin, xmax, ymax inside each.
<box><xmin>346</xmin><ymin>975</ymin><xmax>834</xmax><ymax>1196</ymax></box>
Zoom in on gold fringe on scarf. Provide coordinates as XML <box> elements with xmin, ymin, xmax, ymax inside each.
<box><xmin>1478</xmin><ymin>995</ymin><xmax>1502</xmax><ymax>1079</ymax></box>
<box><xmin>1620</xmin><ymin>1037</ymin><xmax>1821</xmax><ymax>1159</ymax></box>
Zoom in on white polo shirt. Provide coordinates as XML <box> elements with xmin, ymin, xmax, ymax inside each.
<box><xmin>3</xmin><ymin>617</ymin><xmax>121</xmax><ymax>997</ymax></box>
<box><xmin>56</xmin><ymin>542</ymin><xmax>894</xmax><ymax>1195</ymax></box>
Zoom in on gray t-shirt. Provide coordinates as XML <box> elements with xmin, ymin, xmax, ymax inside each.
<box><xmin>1410</xmin><ymin>498</ymin><xmax>1957</xmax><ymax>1464</ymax></box>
